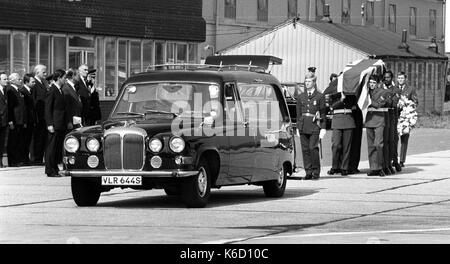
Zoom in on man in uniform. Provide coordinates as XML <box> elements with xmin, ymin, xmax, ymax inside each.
<box><xmin>366</xmin><ymin>75</ymin><xmax>391</xmax><ymax>176</ymax></box>
<box><xmin>385</xmin><ymin>71</ymin><xmax>402</xmax><ymax>172</ymax></box>
<box><xmin>296</xmin><ymin>72</ymin><xmax>327</xmax><ymax>180</ymax></box>
<box><xmin>382</xmin><ymin>71</ymin><xmax>397</xmax><ymax>175</ymax></box>
<box><xmin>396</xmin><ymin>71</ymin><xmax>418</xmax><ymax>167</ymax></box>
<box><xmin>327</xmin><ymin>91</ymin><xmax>356</xmax><ymax>176</ymax></box>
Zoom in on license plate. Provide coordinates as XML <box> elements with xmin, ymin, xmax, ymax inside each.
<box><xmin>101</xmin><ymin>176</ymin><xmax>142</xmax><ymax>186</ymax></box>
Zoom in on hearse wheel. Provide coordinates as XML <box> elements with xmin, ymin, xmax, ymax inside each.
<box><xmin>164</xmin><ymin>185</ymin><xmax>181</xmax><ymax>196</ymax></box>
<box><xmin>71</xmin><ymin>177</ymin><xmax>101</xmax><ymax>206</ymax></box>
<box><xmin>263</xmin><ymin>166</ymin><xmax>287</xmax><ymax>198</ymax></box>
<box><xmin>181</xmin><ymin>158</ymin><xmax>211</xmax><ymax>208</ymax></box>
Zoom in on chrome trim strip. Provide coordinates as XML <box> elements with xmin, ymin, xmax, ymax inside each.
<box><xmin>65</xmin><ymin>170</ymin><xmax>198</xmax><ymax>178</ymax></box>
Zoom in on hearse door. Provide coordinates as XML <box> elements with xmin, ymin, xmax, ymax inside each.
<box><xmin>223</xmin><ymin>82</ymin><xmax>256</xmax><ymax>184</ymax></box>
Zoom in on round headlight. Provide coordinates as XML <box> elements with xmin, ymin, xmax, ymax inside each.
<box><xmin>64</xmin><ymin>136</ymin><xmax>80</xmax><ymax>153</ymax></box>
<box><xmin>169</xmin><ymin>137</ymin><xmax>185</xmax><ymax>153</ymax></box>
<box><xmin>148</xmin><ymin>138</ymin><xmax>163</xmax><ymax>153</ymax></box>
<box><xmin>86</xmin><ymin>138</ymin><xmax>100</xmax><ymax>152</ymax></box>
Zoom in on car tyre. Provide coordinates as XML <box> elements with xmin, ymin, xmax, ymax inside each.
<box><xmin>164</xmin><ymin>185</ymin><xmax>181</xmax><ymax>196</ymax></box>
<box><xmin>263</xmin><ymin>166</ymin><xmax>287</xmax><ymax>198</ymax></box>
<box><xmin>71</xmin><ymin>177</ymin><xmax>101</xmax><ymax>206</ymax></box>
<box><xmin>181</xmin><ymin>158</ymin><xmax>211</xmax><ymax>208</ymax></box>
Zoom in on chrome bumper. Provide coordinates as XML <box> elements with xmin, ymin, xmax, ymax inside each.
<box><xmin>65</xmin><ymin>170</ymin><xmax>198</xmax><ymax>178</ymax></box>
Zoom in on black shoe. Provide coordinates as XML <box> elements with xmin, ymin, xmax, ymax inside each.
<box><xmin>400</xmin><ymin>162</ymin><xmax>405</xmax><ymax>167</ymax></box>
<box><xmin>327</xmin><ymin>168</ymin><xmax>341</xmax><ymax>175</ymax></box>
<box><xmin>383</xmin><ymin>168</ymin><xmax>391</xmax><ymax>175</ymax></box>
<box><xmin>393</xmin><ymin>163</ymin><xmax>402</xmax><ymax>172</ymax></box>
<box><xmin>311</xmin><ymin>174</ymin><xmax>320</xmax><ymax>180</ymax></box>
<box><xmin>47</xmin><ymin>173</ymin><xmax>62</xmax><ymax>177</ymax></box>
<box><xmin>379</xmin><ymin>170</ymin><xmax>386</xmax><ymax>177</ymax></box>
<box><xmin>348</xmin><ymin>168</ymin><xmax>360</xmax><ymax>175</ymax></box>
<box><xmin>341</xmin><ymin>170</ymin><xmax>348</xmax><ymax>176</ymax></box>
<box><xmin>388</xmin><ymin>166</ymin><xmax>396</xmax><ymax>174</ymax></box>
<box><xmin>367</xmin><ymin>170</ymin><xmax>381</xmax><ymax>176</ymax></box>
<box><xmin>304</xmin><ymin>174</ymin><xmax>313</xmax><ymax>180</ymax></box>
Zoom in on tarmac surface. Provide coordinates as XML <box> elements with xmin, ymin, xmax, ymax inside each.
<box><xmin>1</xmin><ymin>128</ymin><xmax>450</xmax><ymax>244</ymax></box>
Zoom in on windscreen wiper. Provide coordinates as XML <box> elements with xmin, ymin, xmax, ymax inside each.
<box><xmin>144</xmin><ymin>109</ymin><xmax>179</xmax><ymax>117</ymax></box>
<box><xmin>115</xmin><ymin>112</ymin><xmax>145</xmax><ymax>117</ymax></box>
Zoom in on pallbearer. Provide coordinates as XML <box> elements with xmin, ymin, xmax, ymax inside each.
<box><xmin>365</xmin><ymin>75</ymin><xmax>391</xmax><ymax>177</ymax></box>
<box><xmin>327</xmin><ymin>91</ymin><xmax>356</xmax><ymax>176</ymax></box>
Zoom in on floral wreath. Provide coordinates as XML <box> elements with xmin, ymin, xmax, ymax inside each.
<box><xmin>397</xmin><ymin>96</ymin><xmax>418</xmax><ymax>136</ymax></box>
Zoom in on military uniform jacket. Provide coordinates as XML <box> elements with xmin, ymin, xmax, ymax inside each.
<box><xmin>296</xmin><ymin>90</ymin><xmax>326</xmax><ymax>134</ymax></box>
<box><xmin>365</xmin><ymin>87</ymin><xmax>391</xmax><ymax>128</ymax></box>
<box><xmin>330</xmin><ymin>95</ymin><xmax>356</xmax><ymax>130</ymax></box>
<box><xmin>0</xmin><ymin>86</ymin><xmax>7</xmax><ymax>127</ymax></box>
<box><xmin>398</xmin><ymin>84</ymin><xmax>418</xmax><ymax>104</ymax></box>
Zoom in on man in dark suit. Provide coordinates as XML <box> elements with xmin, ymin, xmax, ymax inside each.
<box><xmin>365</xmin><ymin>75</ymin><xmax>391</xmax><ymax>177</ymax></box>
<box><xmin>296</xmin><ymin>72</ymin><xmax>327</xmax><ymax>180</ymax></box>
<box><xmin>86</xmin><ymin>70</ymin><xmax>101</xmax><ymax>125</ymax></box>
<box><xmin>0</xmin><ymin>73</ymin><xmax>8</xmax><ymax>167</ymax></box>
<box><xmin>32</xmin><ymin>64</ymin><xmax>49</xmax><ymax>165</ymax></box>
<box><xmin>45</xmin><ymin>70</ymin><xmax>67</xmax><ymax>177</ymax></box>
<box><xmin>20</xmin><ymin>74</ymin><xmax>36</xmax><ymax>165</ymax></box>
<box><xmin>75</xmin><ymin>64</ymin><xmax>91</xmax><ymax>126</ymax></box>
<box><xmin>396</xmin><ymin>71</ymin><xmax>418</xmax><ymax>168</ymax></box>
<box><xmin>7</xmin><ymin>73</ymin><xmax>27</xmax><ymax>167</ymax></box>
<box><xmin>62</xmin><ymin>69</ymin><xmax>83</xmax><ymax>131</ymax></box>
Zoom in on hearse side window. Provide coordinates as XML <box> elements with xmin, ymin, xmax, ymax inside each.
<box><xmin>224</xmin><ymin>82</ymin><xmax>243</xmax><ymax>122</ymax></box>
<box><xmin>237</xmin><ymin>83</ymin><xmax>288</xmax><ymax>126</ymax></box>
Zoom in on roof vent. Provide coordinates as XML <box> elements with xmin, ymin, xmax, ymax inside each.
<box><xmin>428</xmin><ymin>36</ymin><xmax>439</xmax><ymax>53</ymax></box>
<box><xmin>321</xmin><ymin>4</ymin><xmax>333</xmax><ymax>23</ymax></box>
<box><xmin>398</xmin><ymin>30</ymin><xmax>410</xmax><ymax>52</ymax></box>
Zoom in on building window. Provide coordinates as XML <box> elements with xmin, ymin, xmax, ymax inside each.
<box><xmin>143</xmin><ymin>40</ymin><xmax>154</xmax><ymax>71</ymax></box>
<box><xmin>315</xmin><ymin>0</ymin><xmax>325</xmax><ymax>21</ymax></box>
<box><xmin>288</xmin><ymin>0</ymin><xmax>297</xmax><ymax>18</ymax></box>
<box><xmin>167</xmin><ymin>43</ymin><xmax>176</xmax><ymax>64</ymax></box>
<box><xmin>365</xmin><ymin>1</ymin><xmax>374</xmax><ymax>25</ymax></box>
<box><xmin>13</xmin><ymin>32</ymin><xmax>27</xmax><ymax>76</ymax></box>
<box><xmin>188</xmin><ymin>44</ymin><xmax>198</xmax><ymax>63</ymax></box>
<box><xmin>95</xmin><ymin>37</ymin><xmax>105</xmax><ymax>97</ymax></box>
<box><xmin>225</xmin><ymin>0</ymin><xmax>236</xmax><ymax>19</ymax></box>
<box><xmin>29</xmin><ymin>33</ymin><xmax>37</xmax><ymax>71</ymax></box>
<box><xmin>429</xmin><ymin>9</ymin><xmax>437</xmax><ymax>37</ymax></box>
<box><xmin>118</xmin><ymin>40</ymin><xmax>127</xmax><ymax>89</ymax></box>
<box><xmin>39</xmin><ymin>35</ymin><xmax>51</xmax><ymax>70</ymax></box>
<box><xmin>177</xmin><ymin>43</ymin><xmax>187</xmax><ymax>64</ymax></box>
<box><xmin>129</xmin><ymin>41</ymin><xmax>141</xmax><ymax>75</ymax></box>
<box><xmin>0</xmin><ymin>34</ymin><xmax>10</xmax><ymax>74</ymax></box>
<box><xmin>155</xmin><ymin>42</ymin><xmax>165</xmax><ymax>65</ymax></box>
<box><xmin>257</xmin><ymin>0</ymin><xmax>268</xmax><ymax>22</ymax></box>
<box><xmin>104</xmin><ymin>38</ymin><xmax>116</xmax><ymax>98</ymax></box>
<box><xmin>341</xmin><ymin>0</ymin><xmax>350</xmax><ymax>24</ymax></box>
<box><xmin>410</xmin><ymin>7</ymin><xmax>417</xmax><ymax>37</ymax></box>
<box><xmin>388</xmin><ymin>4</ymin><xmax>396</xmax><ymax>32</ymax></box>
<box><xmin>53</xmin><ymin>36</ymin><xmax>67</xmax><ymax>70</ymax></box>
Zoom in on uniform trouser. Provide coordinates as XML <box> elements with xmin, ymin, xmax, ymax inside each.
<box><xmin>349</xmin><ymin>108</ymin><xmax>363</xmax><ymax>171</ymax></box>
<box><xmin>22</xmin><ymin>124</ymin><xmax>34</xmax><ymax>163</ymax></box>
<box><xmin>300</xmin><ymin>133</ymin><xmax>320</xmax><ymax>175</ymax></box>
<box><xmin>389</xmin><ymin>109</ymin><xmax>399</xmax><ymax>165</ymax></box>
<box><xmin>45</xmin><ymin>129</ymin><xmax>66</xmax><ymax>175</ymax></box>
<box><xmin>331</xmin><ymin>129</ymin><xmax>353</xmax><ymax>171</ymax></box>
<box><xmin>7</xmin><ymin>125</ymin><xmax>24</xmax><ymax>165</ymax></box>
<box><xmin>400</xmin><ymin>134</ymin><xmax>410</xmax><ymax>164</ymax></box>
<box><xmin>0</xmin><ymin>126</ymin><xmax>7</xmax><ymax>165</ymax></box>
<box><xmin>33</xmin><ymin>120</ymin><xmax>47</xmax><ymax>163</ymax></box>
<box><xmin>383</xmin><ymin>112</ymin><xmax>391</xmax><ymax>169</ymax></box>
<box><xmin>367</xmin><ymin>126</ymin><xmax>384</xmax><ymax>171</ymax></box>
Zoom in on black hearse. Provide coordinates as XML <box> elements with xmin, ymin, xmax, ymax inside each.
<box><xmin>64</xmin><ymin>55</ymin><xmax>295</xmax><ymax>208</ymax></box>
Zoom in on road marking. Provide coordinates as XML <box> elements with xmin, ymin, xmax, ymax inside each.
<box><xmin>205</xmin><ymin>227</ymin><xmax>450</xmax><ymax>243</ymax></box>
